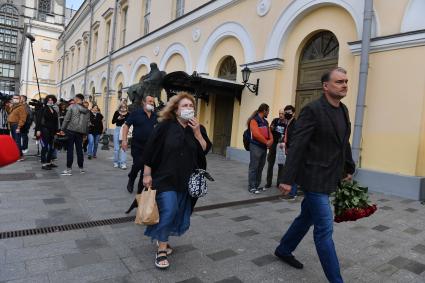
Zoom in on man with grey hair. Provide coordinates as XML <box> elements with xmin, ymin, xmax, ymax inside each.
<box><xmin>275</xmin><ymin>67</ymin><xmax>355</xmax><ymax>283</ymax></box>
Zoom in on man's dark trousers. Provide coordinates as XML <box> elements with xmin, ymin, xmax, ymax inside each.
<box><xmin>10</xmin><ymin>124</ymin><xmax>22</xmax><ymax>157</ymax></box>
<box><xmin>21</xmin><ymin>128</ymin><xmax>29</xmax><ymax>151</ymax></box>
<box><xmin>275</xmin><ymin>191</ymin><xmax>343</xmax><ymax>283</ymax></box>
<box><xmin>66</xmin><ymin>130</ymin><xmax>84</xmax><ymax>169</ymax></box>
<box><xmin>266</xmin><ymin>142</ymin><xmax>278</xmax><ymax>186</ymax></box>
<box><xmin>128</xmin><ymin>143</ymin><xmax>144</xmax><ymax>193</ymax></box>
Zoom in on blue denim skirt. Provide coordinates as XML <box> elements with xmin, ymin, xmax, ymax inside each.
<box><xmin>144</xmin><ymin>189</ymin><xmax>192</xmax><ymax>242</ymax></box>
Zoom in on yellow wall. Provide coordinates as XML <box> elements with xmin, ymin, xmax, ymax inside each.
<box><xmin>374</xmin><ymin>0</ymin><xmax>410</xmax><ymax>36</ymax></box>
<box><xmin>361</xmin><ymin>47</ymin><xmax>425</xmax><ymax>175</ymax></box>
<box><xmin>164</xmin><ymin>54</ymin><xmax>186</xmax><ymax>73</ymax></box>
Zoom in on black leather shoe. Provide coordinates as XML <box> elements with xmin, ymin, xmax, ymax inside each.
<box><xmin>127</xmin><ymin>183</ymin><xmax>134</xmax><ymax>193</ymax></box>
<box><xmin>275</xmin><ymin>250</ymin><xmax>304</xmax><ymax>269</ymax></box>
<box><xmin>264</xmin><ymin>184</ymin><xmax>272</xmax><ymax>188</ymax></box>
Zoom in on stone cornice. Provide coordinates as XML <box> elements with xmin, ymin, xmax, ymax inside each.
<box><xmin>241</xmin><ymin>58</ymin><xmax>284</xmax><ymax>72</ymax></box>
<box><xmin>348</xmin><ymin>29</ymin><xmax>425</xmax><ymax>55</ymax></box>
<box><xmin>92</xmin><ymin>21</ymin><xmax>100</xmax><ymax>31</ymax></box>
<box><xmin>102</xmin><ymin>8</ymin><xmax>114</xmax><ymax>19</ymax></box>
<box><xmin>75</xmin><ymin>39</ymin><xmax>82</xmax><ymax>46</ymax></box>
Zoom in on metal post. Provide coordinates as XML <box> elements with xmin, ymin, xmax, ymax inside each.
<box><xmin>352</xmin><ymin>0</ymin><xmax>373</xmax><ymax>167</ymax></box>
<box><xmin>27</xmin><ymin>37</ymin><xmax>42</xmax><ymax>102</ymax></box>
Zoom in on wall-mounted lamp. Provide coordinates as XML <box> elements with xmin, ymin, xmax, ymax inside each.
<box><xmin>241</xmin><ymin>65</ymin><xmax>259</xmax><ymax>96</ymax></box>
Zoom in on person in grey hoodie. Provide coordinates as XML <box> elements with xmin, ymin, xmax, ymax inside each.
<box><xmin>59</xmin><ymin>94</ymin><xmax>90</xmax><ymax>176</ymax></box>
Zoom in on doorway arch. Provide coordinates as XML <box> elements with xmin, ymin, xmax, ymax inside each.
<box><xmin>295</xmin><ymin>31</ymin><xmax>339</xmax><ymax>111</ymax></box>
<box><xmin>212</xmin><ymin>56</ymin><xmax>237</xmax><ymax>155</ymax></box>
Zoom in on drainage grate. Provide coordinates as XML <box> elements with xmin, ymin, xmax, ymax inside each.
<box><xmin>0</xmin><ymin>195</ymin><xmax>283</xmax><ymax>239</ymax></box>
<box><xmin>0</xmin><ymin>216</ymin><xmax>135</xmax><ymax>239</ymax></box>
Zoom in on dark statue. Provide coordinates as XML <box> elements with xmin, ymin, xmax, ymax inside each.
<box><xmin>127</xmin><ymin>63</ymin><xmax>166</xmax><ymax>112</ymax></box>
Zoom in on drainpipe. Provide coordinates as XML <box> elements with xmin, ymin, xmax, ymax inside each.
<box><xmin>104</xmin><ymin>0</ymin><xmax>119</xmax><ymax>132</ymax></box>
<box><xmin>59</xmin><ymin>38</ymin><xmax>66</xmax><ymax>99</ymax></box>
<box><xmin>352</xmin><ymin>0</ymin><xmax>373</xmax><ymax>168</ymax></box>
<box><xmin>83</xmin><ymin>0</ymin><xmax>94</xmax><ymax>98</ymax></box>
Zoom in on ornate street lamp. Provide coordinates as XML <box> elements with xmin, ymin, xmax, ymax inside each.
<box><xmin>241</xmin><ymin>65</ymin><xmax>259</xmax><ymax>96</ymax></box>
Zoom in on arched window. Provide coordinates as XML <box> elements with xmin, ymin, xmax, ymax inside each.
<box><xmin>296</xmin><ymin>31</ymin><xmax>339</xmax><ymax>111</ymax></box>
<box><xmin>0</xmin><ymin>4</ymin><xmax>18</xmax><ymax>27</ymax></box>
<box><xmin>117</xmin><ymin>83</ymin><xmax>123</xmax><ymax>100</ymax></box>
<box><xmin>301</xmin><ymin>31</ymin><xmax>339</xmax><ymax>62</ymax></box>
<box><xmin>218</xmin><ymin>56</ymin><xmax>237</xmax><ymax>81</ymax></box>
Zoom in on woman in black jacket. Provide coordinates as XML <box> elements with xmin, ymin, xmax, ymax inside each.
<box><xmin>87</xmin><ymin>105</ymin><xmax>103</xmax><ymax>159</ymax></box>
<box><xmin>142</xmin><ymin>92</ymin><xmax>211</xmax><ymax>269</ymax></box>
<box><xmin>35</xmin><ymin>95</ymin><xmax>59</xmax><ymax>170</ymax></box>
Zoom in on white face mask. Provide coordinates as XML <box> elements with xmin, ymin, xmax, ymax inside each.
<box><xmin>146</xmin><ymin>104</ymin><xmax>154</xmax><ymax>112</ymax></box>
<box><xmin>47</xmin><ymin>102</ymin><xmax>54</xmax><ymax>106</ymax></box>
<box><xmin>12</xmin><ymin>98</ymin><xmax>19</xmax><ymax>104</ymax></box>
<box><xmin>179</xmin><ymin>108</ymin><xmax>195</xmax><ymax>121</ymax></box>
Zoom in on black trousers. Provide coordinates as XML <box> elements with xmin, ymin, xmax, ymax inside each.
<box><xmin>128</xmin><ymin>145</ymin><xmax>145</xmax><ymax>193</ymax></box>
<box><xmin>266</xmin><ymin>143</ymin><xmax>278</xmax><ymax>186</ymax></box>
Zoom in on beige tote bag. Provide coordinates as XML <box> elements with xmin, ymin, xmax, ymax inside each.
<box><xmin>135</xmin><ymin>187</ymin><xmax>159</xmax><ymax>225</ymax></box>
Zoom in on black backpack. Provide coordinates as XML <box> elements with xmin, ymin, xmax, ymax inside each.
<box><xmin>243</xmin><ymin>128</ymin><xmax>251</xmax><ymax>151</ymax></box>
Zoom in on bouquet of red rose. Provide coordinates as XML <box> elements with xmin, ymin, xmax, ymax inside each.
<box><xmin>332</xmin><ymin>180</ymin><xmax>377</xmax><ymax>223</ymax></box>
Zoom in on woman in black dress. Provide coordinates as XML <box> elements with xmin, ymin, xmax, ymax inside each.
<box><xmin>142</xmin><ymin>92</ymin><xmax>212</xmax><ymax>269</ymax></box>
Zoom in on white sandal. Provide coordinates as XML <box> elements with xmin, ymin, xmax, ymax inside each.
<box><xmin>155</xmin><ymin>250</ymin><xmax>170</xmax><ymax>269</ymax></box>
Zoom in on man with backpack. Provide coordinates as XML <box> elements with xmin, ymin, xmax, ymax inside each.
<box><xmin>246</xmin><ymin>103</ymin><xmax>273</xmax><ymax>194</ymax></box>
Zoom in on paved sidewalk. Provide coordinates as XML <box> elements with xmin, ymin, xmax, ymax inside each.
<box><xmin>1</xmin><ymin>145</ymin><xmax>425</xmax><ymax>282</ymax></box>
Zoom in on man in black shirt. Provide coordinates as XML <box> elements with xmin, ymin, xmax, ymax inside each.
<box><xmin>275</xmin><ymin>67</ymin><xmax>355</xmax><ymax>283</ymax></box>
<box><xmin>121</xmin><ymin>95</ymin><xmax>157</xmax><ymax>193</ymax></box>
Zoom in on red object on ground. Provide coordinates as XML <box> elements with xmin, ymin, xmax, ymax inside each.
<box><xmin>334</xmin><ymin>204</ymin><xmax>378</xmax><ymax>223</ymax></box>
<box><xmin>0</xmin><ymin>135</ymin><xmax>20</xmax><ymax>167</ymax></box>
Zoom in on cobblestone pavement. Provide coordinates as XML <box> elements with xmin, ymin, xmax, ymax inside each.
<box><xmin>1</xmin><ymin>145</ymin><xmax>425</xmax><ymax>283</ymax></box>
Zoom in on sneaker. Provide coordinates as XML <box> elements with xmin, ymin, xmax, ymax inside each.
<box><xmin>121</xmin><ymin>164</ymin><xmax>127</xmax><ymax>170</ymax></box>
<box><xmin>282</xmin><ymin>195</ymin><xmax>296</xmax><ymax>201</ymax></box>
<box><xmin>79</xmin><ymin>168</ymin><xmax>85</xmax><ymax>174</ymax></box>
<box><xmin>249</xmin><ymin>189</ymin><xmax>261</xmax><ymax>194</ymax></box>
<box><xmin>93</xmin><ymin>156</ymin><xmax>97</xmax><ymax>159</ymax></box>
<box><xmin>48</xmin><ymin>163</ymin><xmax>58</xmax><ymax>168</ymax></box>
<box><xmin>22</xmin><ymin>149</ymin><xmax>28</xmax><ymax>154</ymax></box>
<box><xmin>257</xmin><ymin>186</ymin><xmax>267</xmax><ymax>191</ymax></box>
<box><xmin>113</xmin><ymin>163</ymin><xmax>119</xmax><ymax>168</ymax></box>
<box><xmin>17</xmin><ymin>158</ymin><xmax>25</xmax><ymax>162</ymax></box>
<box><xmin>61</xmin><ymin>169</ymin><xmax>72</xmax><ymax>176</ymax></box>
<box><xmin>42</xmin><ymin>164</ymin><xmax>52</xmax><ymax>170</ymax></box>
<box><xmin>88</xmin><ymin>156</ymin><xmax>92</xmax><ymax>160</ymax></box>
<box><xmin>274</xmin><ymin>250</ymin><xmax>303</xmax><ymax>269</ymax></box>
<box><xmin>264</xmin><ymin>184</ymin><xmax>272</xmax><ymax>189</ymax></box>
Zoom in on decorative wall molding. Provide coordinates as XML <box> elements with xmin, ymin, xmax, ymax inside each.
<box><xmin>130</xmin><ymin>56</ymin><xmax>151</xmax><ymax>84</ymax></box>
<box><xmin>196</xmin><ymin>21</ymin><xmax>255</xmax><ymax>73</ymax></box>
<box><xmin>264</xmin><ymin>0</ymin><xmax>379</xmax><ymax>60</ymax></box>
<box><xmin>192</xmin><ymin>27</ymin><xmax>201</xmax><ymax>42</ymax></box>
<box><xmin>159</xmin><ymin>42</ymin><xmax>192</xmax><ymax>74</ymax></box>
<box><xmin>348</xmin><ymin>29</ymin><xmax>425</xmax><ymax>55</ymax></box>
<box><xmin>241</xmin><ymin>58</ymin><xmax>284</xmax><ymax>72</ymax></box>
<box><xmin>401</xmin><ymin>0</ymin><xmax>425</xmax><ymax>33</ymax></box>
<box><xmin>257</xmin><ymin>0</ymin><xmax>271</xmax><ymax>17</ymax></box>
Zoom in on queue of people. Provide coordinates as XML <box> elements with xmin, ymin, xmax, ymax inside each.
<box><xmin>2</xmin><ymin>67</ymin><xmax>356</xmax><ymax>282</ymax></box>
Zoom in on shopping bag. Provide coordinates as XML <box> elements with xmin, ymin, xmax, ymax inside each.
<box><xmin>276</xmin><ymin>144</ymin><xmax>286</xmax><ymax>165</ymax></box>
<box><xmin>0</xmin><ymin>135</ymin><xmax>20</xmax><ymax>167</ymax></box>
<box><xmin>135</xmin><ymin>187</ymin><xmax>159</xmax><ymax>225</ymax></box>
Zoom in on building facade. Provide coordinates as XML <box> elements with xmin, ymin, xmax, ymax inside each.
<box><xmin>54</xmin><ymin>0</ymin><xmax>425</xmax><ymax>199</ymax></box>
<box><xmin>19</xmin><ymin>0</ymin><xmax>66</xmax><ymax>100</ymax></box>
